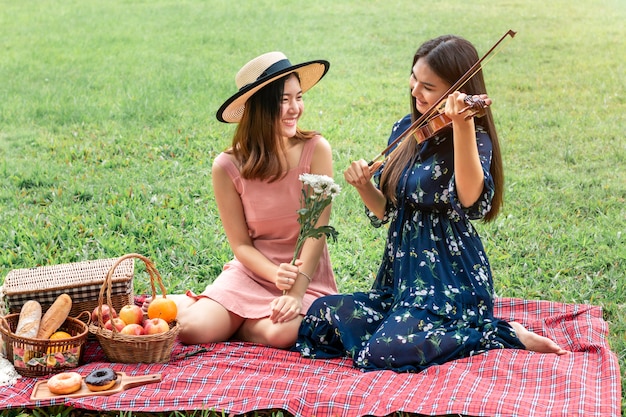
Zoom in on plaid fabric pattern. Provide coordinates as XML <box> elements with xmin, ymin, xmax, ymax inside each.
<box><xmin>6</xmin><ymin>281</ymin><xmax>132</xmax><ymax>309</ymax></box>
<box><xmin>0</xmin><ymin>298</ymin><xmax>621</xmax><ymax>416</ymax></box>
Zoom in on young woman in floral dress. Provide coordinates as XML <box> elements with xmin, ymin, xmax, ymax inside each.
<box><xmin>295</xmin><ymin>35</ymin><xmax>566</xmax><ymax>371</ymax></box>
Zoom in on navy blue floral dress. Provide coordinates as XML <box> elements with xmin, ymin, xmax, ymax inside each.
<box><xmin>295</xmin><ymin>114</ymin><xmax>525</xmax><ymax>372</ymax></box>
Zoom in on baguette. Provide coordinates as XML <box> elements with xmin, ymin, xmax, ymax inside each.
<box><xmin>36</xmin><ymin>293</ymin><xmax>72</xmax><ymax>339</ymax></box>
<box><xmin>15</xmin><ymin>300</ymin><xmax>42</xmax><ymax>338</ymax></box>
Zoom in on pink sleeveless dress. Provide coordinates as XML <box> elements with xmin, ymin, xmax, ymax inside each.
<box><xmin>195</xmin><ymin>136</ymin><xmax>337</xmax><ymax>319</ymax></box>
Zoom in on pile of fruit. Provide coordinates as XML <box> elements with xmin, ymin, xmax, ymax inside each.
<box><xmin>92</xmin><ymin>297</ymin><xmax>177</xmax><ymax>336</ymax></box>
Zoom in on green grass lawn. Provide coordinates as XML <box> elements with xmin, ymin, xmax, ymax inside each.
<box><xmin>1</xmin><ymin>0</ymin><xmax>624</xmax><ymax>416</ymax></box>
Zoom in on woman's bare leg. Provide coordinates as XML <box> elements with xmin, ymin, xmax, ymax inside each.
<box><xmin>510</xmin><ymin>321</ymin><xmax>569</xmax><ymax>355</ymax></box>
<box><xmin>172</xmin><ymin>294</ymin><xmax>244</xmax><ymax>345</ymax></box>
<box><xmin>144</xmin><ymin>294</ymin><xmax>301</xmax><ymax>347</ymax></box>
<box><xmin>235</xmin><ymin>316</ymin><xmax>303</xmax><ymax>349</ymax></box>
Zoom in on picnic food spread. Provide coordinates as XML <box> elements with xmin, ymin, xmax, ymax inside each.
<box><xmin>2</xmin><ymin>289</ymin><xmax>168</xmax><ymax>399</ymax></box>
<box><xmin>2</xmin><ymin>254</ymin><xmax>180</xmax><ymax>372</ymax></box>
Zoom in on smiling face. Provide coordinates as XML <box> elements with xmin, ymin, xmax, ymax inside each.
<box><xmin>409</xmin><ymin>57</ymin><xmax>451</xmax><ymax>115</ymax></box>
<box><xmin>279</xmin><ymin>74</ymin><xmax>304</xmax><ymax>139</ymax></box>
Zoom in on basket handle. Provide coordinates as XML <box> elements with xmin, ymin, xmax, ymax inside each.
<box><xmin>75</xmin><ymin>310</ymin><xmax>92</xmax><ymax>326</ymax></box>
<box><xmin>96</xmin><ymin>253</ymin><xmax>169</xmax><ymax>332</ymax></box>
<box><xmin>0</xmin><ymin>315</ymin><xmax>10</xmax><ymax>335</ymax></box>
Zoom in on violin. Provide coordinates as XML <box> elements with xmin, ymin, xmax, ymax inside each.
<box><xmin>412</xmin><ymin>113</ymin><xmax>451</xmax><ymax>144</ymax></box>
<box><xmin>412</xmin><ymin>94</ymin><xmax>490</xmax><ymax>144</ymax></box>
<box><xmin>368</xmin><ymin>29</ymin><xmax>516</xmax><ymax>165</ymax></box>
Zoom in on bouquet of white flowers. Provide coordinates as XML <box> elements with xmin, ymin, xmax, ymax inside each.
<box><xmin>291</xmin><ymin>173</ymin><xmax>341</xmax><ymax>265</ymax></box>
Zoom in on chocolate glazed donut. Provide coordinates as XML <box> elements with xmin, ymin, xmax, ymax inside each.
<box><xmin>85</xmin><ymin>368</ymin><xmax>118</xmax><ymax>391</ymax></box>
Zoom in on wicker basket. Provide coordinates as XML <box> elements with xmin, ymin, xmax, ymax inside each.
<box><xmin>0</xmin><ymin>312</ymin><xmax>90</xmax><ymax>377</ymax></box>
<box><xmin>89</xmin><ymin>253</ymin><xmax>179</xmax><ymax>363</ymax></box>
<box><xmin>2</xmin><ymin>257</ymin><xmax>134</xmax><ymax>318</ymax></box>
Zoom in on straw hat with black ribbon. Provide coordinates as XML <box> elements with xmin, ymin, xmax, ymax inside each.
<box><xmin>216</xmin><ymin>51</ymin><xmax>330</xmax><ymax>123</ymax></box>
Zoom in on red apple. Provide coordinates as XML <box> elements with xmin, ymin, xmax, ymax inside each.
<box><xmin>92</xmin><ymin>304</ymin><xmax>117</xmax><ymax>325</ymax></box>
<box><xmin>118</xmin><ymin>304</ymin><xmax>144</xmax><ymax>326</ymax></box>
<box><xmin>143</xmin><ymin>317</ymin><xmax>169</xmax><ymax>335</ymax></box>
<box><xmin>120</xmin><ymin>323</ymin><xmax>144</xmax><ymax>336</ymax></box>
<box><xmin>104</xmin><ymin>317</ymin><xmax>126</xmax><ymax>332</ymax></box>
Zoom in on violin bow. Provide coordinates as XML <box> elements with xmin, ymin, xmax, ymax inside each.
<box><xmin>368</xmin><ymin>29</ymin><xmax>517</xmax><ymax>166</ymax></box>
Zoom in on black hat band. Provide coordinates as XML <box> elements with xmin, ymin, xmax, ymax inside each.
<box><xmin>240</xmin><ymin>58</ymin><xmax>292</xmax><ymax>91</ymax></box>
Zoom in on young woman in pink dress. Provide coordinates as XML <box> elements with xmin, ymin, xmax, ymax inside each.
<box><xmin>153</xmin><ymin>52</ymin><xmax>338</xmax><ymax>348</ymax></box>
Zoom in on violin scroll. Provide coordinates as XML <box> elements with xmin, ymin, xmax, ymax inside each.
<box><xmin>458</xmin><ymin>95</ymin><xmax>490</xmax><ymax>120</ymax></box>
<box><xmin>411</xmin><ymin>94</ymin><xmax>492</xmax><ymax>145</ymax></box>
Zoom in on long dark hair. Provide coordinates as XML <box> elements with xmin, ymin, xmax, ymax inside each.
<box><xmin>230</xmin><ymin>73</ymin><xmax>318</xmax><ymax>182</ymax></box>
<box><xmin>380</xmin><ymin>35</ymin><xmax>504</xmax><ymax>222</ymax></box>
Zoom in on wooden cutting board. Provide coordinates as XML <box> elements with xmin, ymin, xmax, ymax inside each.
<box><xmin>30</xmin><ymin>372</ymin><xmax>162</xmax><ymax>401</ymax></box>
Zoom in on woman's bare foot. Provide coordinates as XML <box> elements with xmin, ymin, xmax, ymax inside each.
<box><xmin>510</xmin><ymin>321</ymin><xmax>569</xmax><ymax>355</ymax></box>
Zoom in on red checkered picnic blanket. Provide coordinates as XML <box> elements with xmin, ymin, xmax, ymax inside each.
<box><xmin>0</xmin><ymin>298</ymin><xmax>621</xmax><ymax>416</ymax></box>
